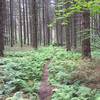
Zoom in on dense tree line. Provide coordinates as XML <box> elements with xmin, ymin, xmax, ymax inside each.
<box><xmin>54</xmin><ymin>0</ymin><xmax>100</xmax><ymax>58</ymax></box>
<box><xmin>0</xmin><ymin>0</ymin><xmax>100</xmax><ymax>58</ymax></box>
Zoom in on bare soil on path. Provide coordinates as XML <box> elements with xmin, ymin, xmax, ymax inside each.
<box><xmin>39</xmin><ymin>60</ymin><xmax>54</xmax><ymax>100</ymax></box>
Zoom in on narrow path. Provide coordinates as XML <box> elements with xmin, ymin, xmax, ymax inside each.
<box><xmin>39</xmin><ymin>60</ymin><xmax>53</xmax><ymax>100</ymax></box>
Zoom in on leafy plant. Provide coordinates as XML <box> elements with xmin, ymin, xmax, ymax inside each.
<box><xmin>1</xmin><ymin>46</ymin><xmax>100</xmax><ymax>100</ymax></box>
<box><xmin>52</xmin><ymin>85</ymin><xmax>99</xmax><ymax>100</ymax></box>
<box><xmin>1</xmin><ymin>46</ymin><xmax>56</xmax><ymax>96</ymax></box>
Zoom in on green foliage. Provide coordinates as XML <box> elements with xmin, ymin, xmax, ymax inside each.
<box><xmin>92</xmin><ymin>51</ymin><xmax>100</xmax><ymax>58</ymax></box>
<box><xmin>91</xmin><ymin>36</ymin><xmax>100</xmax><ymax>50</ymax></box>
<box><xmin>0</xmin><ymin>46</ymin><xmax>56</xmax><ymax>96</ymax></box>
<box><xmin>1</xmin><ymin>46</ymin><xmax>100</xmax><ymax>100</ymax></box>
<box><xmin>5</xmin><ymin>91</ymin><xmax>39</xmax><ymax>100</ymax></box>
<box><xmin>46</xmin><ymin>47</ymin><xmax>100</xmax><ymax>100</ymax></box>
<box><xmin>55</xmin><ymin>0</ymin><xmax>100</xmax><ymax>25</ymax></box>
<box><xmin>94</xmin><ymin>91</ymin><xmax>100</xmax><ymax>100</ymax></box>
<box><xmin>48</xmin><ymin>48</ymin><xmax>80</xmax><ymax>84</ymax></box>
<box><xmin>52</xmin><ymin>85</ymin><xmax>99</xmax><ymax>100</ymax></box>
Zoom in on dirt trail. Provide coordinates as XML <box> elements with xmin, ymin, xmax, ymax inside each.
<box><xmin>39</xmin><ymin>60</ymin><xmax>53</xmax><ymax>100</ymax></box>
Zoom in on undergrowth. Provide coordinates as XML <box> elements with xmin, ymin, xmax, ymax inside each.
<box><xmin>48</xmin><ymin>48</ymin><xmax>100</xmax><ymax>100</ymax></box>
<box><xmin>0</xmin><ymin>46</ymin><xmax>100</xmax><ymax>100</ymax></box>
<box><xmin>52</xmin><ymin>84</ymin><xmax>100</xmax><ymax>100</ymax></box>
<box><xmin>0</xmin><ymin>46</ymin><xmax>55</xmax><ymax>98</ymax></box>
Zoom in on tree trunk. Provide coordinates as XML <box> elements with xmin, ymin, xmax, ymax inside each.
<box><xmin>32</xmin><ymin>0</ymin><xmax>38</xmax><ymax>48</ymax></box>
<box><xmin>19</xmin><ymin>0</ymin><xmax>23</xmax><ymax>47</ymax></box>
<box><xmin>10</xmin><ymin>0</ymin><xmax>14</xmax><ymax>47</ymax></box>
<box><xmin>73</xmin><ymin>14</ymin><xmax>77</xmax><ymax>49</ymax></box>
<box><xmin>66</xmin><ymin>25</ymin><xmax>71</xmax><ymax>51</ymax></box>
<box><xmin>82</xmin><ymin>10</ymin><xmax>91</xmax><ymax>58</ymax></box>
<box><xmin>0</xmin><ymin>0</ymin><xmax>6</xmax><ymax>57</ymax></box>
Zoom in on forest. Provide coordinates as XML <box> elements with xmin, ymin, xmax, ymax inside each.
<box><xmin>0</xmin><ymin>0</ymin><xmax>100</xmax><ymax>100</ymax></box>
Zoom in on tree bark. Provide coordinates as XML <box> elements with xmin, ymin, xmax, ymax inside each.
<box><xmin>82</xmin><ymin>10</ymin><xmax>91</xmax><ymax>58</ymax></box>
<box><xmin>66</xmin><ymin>25</ymin><xmax>71</xmax><ymax>51</ymax></box>
<box><xmin>32</xmin><ymin>0</ymin><xmax>38</xmax><ymax>48</ymax></box>
<box><xmin>0</xmin><ymin>0</ymin><xmax>6</xmax><ymax>57</ymax></box>
<box><xmin>10</xmin><ymin>0</ymin><xmax>14</xmax><ymax>47</ymax></box>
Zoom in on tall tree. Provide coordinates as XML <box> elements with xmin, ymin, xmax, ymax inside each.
<box><xmin>22</xmin><ymin>0</ymin><xmax>26</xmax><ymax>44</ymax></box>
<box><xmin>32</xmin><ymin>0</ymin><xmax>38</xmax><ymax>48</ymax></box>
<box><xmin>66</xmin><ymin>24</ymin><xmax>71</xmax><ymax>51</ymax></box>
<box><xmin>10</xmin><ymin>0</ymin><xmax>14</xmax><ymax>47</ymax></box>
<box><xmin>0</xmin><ymin>0</ymin><xmax>6</xmax><ymax>56</ymax></box>
<box><xmin>45</xmin><ymin>0</ymin><xmax>50</xmax><ymax>45</ymax></box>
<box><xmin>19</xmin><ymin>0</ymin><xmax>23</xmax><ymax>47</ymax></box>
<box><xmin>82</xmin><ymin>10</ymin><xmax>91</xmax><ymax>58</ymax></box>
<box><xmin>25</xmin><ymin>0</ymin><xmax>30</xmax><ymax>45</ymax></box>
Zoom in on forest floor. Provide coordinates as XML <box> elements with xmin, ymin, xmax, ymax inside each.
<box><xmin>0</xmin><ymin>46</ymin><xmax>100</xmax><ymax>100</ymax></box>
<box><xmin>5</xmin><ymin>45</ymin><xmax>33</xmax><ymax>51</ymax></box>
<box><xmin>0</xmin><ymin>64</ymin><xmax>6</xmax><ymax>100</ymax></box>
<box><xmin>69</xmin><ymin>58</ymin><xmax>100</xmax><ymax>89</ymax></box>
<box><xmin>39</xmin><ymin>59</ymin><xmax>100</xmax><ymax>100</ymax></box>
<box><xmin>85</xmin><ymin>66</ymin><xmax>100</xmax><ymax>89</ymax></box>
